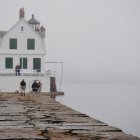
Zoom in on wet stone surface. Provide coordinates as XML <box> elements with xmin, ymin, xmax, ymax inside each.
<box><xmin>0</xmin><ymin>93</ymin><xmax>139</xmax><ymax>140</ymax></box>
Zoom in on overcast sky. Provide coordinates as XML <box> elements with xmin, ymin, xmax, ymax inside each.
<box><xmin>0</xmin><ymin>0</ymin><xmax>140</xmax><ymax>84</ymax></box>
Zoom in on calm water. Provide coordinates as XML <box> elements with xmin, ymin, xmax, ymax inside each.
<box><xmin>56</xmin><ymin>83</ymin><xmax>140</xmax><ymax>138</ymax></box>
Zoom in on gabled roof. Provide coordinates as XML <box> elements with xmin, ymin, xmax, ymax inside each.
<box><xmin>0</xmin><ymin>31</ymin><xmax>7</xmax><ymax>38</ymax></box>
<box><xmin>0</xmin><ymin>18</ymin><xmax>45</xmax><ymax>53</ymax></box>
<box><xmin>0</xmin><ymin>17</ymin><xmax>43</xmax><ymax>43</ymax></box>
<box><xmin>28</xmin><ymin>14</ymin><xmax>40</xmax><ymax>25</ymax></box>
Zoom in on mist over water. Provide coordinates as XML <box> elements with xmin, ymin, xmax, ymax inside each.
<box><xmin>0</xmin><ymin>0</ymin><xmax>140</xmax><ymax>137</ymax></box>
<box><xmin>57</xmin><ymin>82</ymin><xmax>140</xmax><ymax>138</ymax></box>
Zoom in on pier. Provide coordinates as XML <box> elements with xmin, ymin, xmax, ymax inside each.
<box><xmin>0</xmin><ymin>93</ymin><xmax>139</xmax><ymax>140</ymax></box>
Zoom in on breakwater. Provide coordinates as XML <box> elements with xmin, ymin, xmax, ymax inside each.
<box><xmin>0</xmin><ymin>93</ymin><xmax>139</xmax><ymax>140</ymax></box>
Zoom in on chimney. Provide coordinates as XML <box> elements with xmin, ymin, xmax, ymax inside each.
<box><xmin>19</xmin><ymin>8</ymin><xmax>25</xmax><ymax>19</ymax></box>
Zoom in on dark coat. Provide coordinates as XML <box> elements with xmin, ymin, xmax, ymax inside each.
<box><xmin>20</xmin><ymin>80</ymin><xmax>26</xmax><ymax>86</ymax></box>
<box><xmin>32</xmin><ymin>81</ymin><xmax>39</xmax><ymax>91</ymax></box>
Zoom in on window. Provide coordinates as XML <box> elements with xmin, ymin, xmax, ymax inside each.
<box><xmin>10</xmin><ymin>38</ymin><xmax>17</xmax><ymax>49</ymax></box>
<box><xmin>20</xmin><ymin>58</ymin><xmax>27</xmax><ymax>69</ymax></box>
<box><xmin>27</xmin><ymin>39</ymin><xmax>35</xmax><ymax>50</ymax></box>
<box><xmin>33</xmin><ymin>58</ymin><xmax>41</xmax><ymax>72</ymax></box>
<box><xmin>21</xmin><ymin>26</ymin><xmax>23</xmax><ymax>31</ymax></box>
<box><xmin>5</xmin><ymin>57</ymin><xmax>13</xmax><ymax>69</ymax></box>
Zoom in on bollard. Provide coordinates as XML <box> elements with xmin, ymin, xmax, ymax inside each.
<box><xmin>50</xmin><ymin>77</ymin><xmax>57</xmax><ymax>92</ymax></box>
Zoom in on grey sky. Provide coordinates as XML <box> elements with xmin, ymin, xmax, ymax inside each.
<box><xmin>0</xmin><ymin>0</ymin><xmax>140</xmax><ymax>84</ymax></box>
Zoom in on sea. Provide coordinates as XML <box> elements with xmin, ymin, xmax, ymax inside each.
<box><xmin>56</xmin><ymin>83</ymin><xmax>140</xmax><ymax>138</ymax></box>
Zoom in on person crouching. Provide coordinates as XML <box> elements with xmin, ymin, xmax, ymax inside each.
<box><xmin>32</xmin><ymin>80</ymin><xmax>39</xmax><ymax>96</ymax></box>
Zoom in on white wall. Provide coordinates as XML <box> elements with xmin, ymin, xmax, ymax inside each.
<box><xmin>0</xmin><ymin>75</ymin><xmax>50</xmax><ymax>92</ymax></box>
<box><xmin>0</xmin><ymin>54</ymin><xmax>45</xmax><ymax>73</ymax></box>
<box><xmin>0</xmin><ymin>19</ymin><xmax>45</xmax><ymax>53</ymax></box>
<box><xmin>0</xmin><ymin>18</ymin><xmax>46</xmax><ymax>73</ymax></box>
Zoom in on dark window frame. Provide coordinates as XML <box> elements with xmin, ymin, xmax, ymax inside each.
<box><xmin>21</xmin><ymin>26</ymin><xmax>23</xmax><ymax>31</ymax></box>
<box><xmin>27</xmin><ymin>39</ymin><xmax>35</xmax><ymax>50</ymax></box>
<box><xmin>33</xmin><ymin>58</ymin><xmax>41</xmax><ymax>72</ymax></box>
<box><xmin>20</xmin><ymin>57</ymin><xmax>27</xmax><ymax>69</ymax></box>
<box><xmin>9</xmin><ymin>38</ymin><xmax>17</xmax><ymax>49</ymax></box>
<box><xmin>5</xmin><ymin>57</ymin><xmax>13</xmax><ymax>69</ymax></box>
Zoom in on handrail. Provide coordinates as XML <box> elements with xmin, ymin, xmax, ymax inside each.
<box><xmin>0</xmin><ymin>69</ymin><xmax>42</xmax><ymax>76</ymax></box>
<box><xmin>0</xmin><ymin>73</ymin><xmax>44</xmax><ymax>76</ymax></box>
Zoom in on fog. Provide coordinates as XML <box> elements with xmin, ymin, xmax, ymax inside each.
<box><xmin>0</xmin><ymin>0</ymin><xmax>140</xmax><ymax>84</ymax></box>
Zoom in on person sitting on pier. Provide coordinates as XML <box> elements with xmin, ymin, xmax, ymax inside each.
<box><xmin>20</xmin><ymin>79</ymin><xmax>26</xmax><ymax>96</ymax></box>
<box><xmin>15</xmin><ymin>64</ymin><xmax>21</xmax><ymax>76</ymax></box>
<box><xmin>32</xmin><ymin>80</ymin><xmax>39</xmax><ymax>96</ymax></box>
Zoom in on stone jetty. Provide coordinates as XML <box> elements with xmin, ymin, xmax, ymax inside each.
<box><xmin>0</xmin><ymin>93</ymin><xmax>139</xmax><ymax>140</ymax></box>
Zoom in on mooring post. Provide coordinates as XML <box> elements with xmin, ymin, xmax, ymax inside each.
<box><xmin>50</xmin><ymin>76</ymin><xmax>57</xmax><ymax>92</ymax></box>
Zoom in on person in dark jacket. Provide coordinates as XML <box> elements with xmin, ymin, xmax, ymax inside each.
<box><xmin>20</xmin><ymin>79</ymin><xmax>26</xmax><ymax>96</ymax></box>
<box><xmin>32</xmin><ymin>80</ymin><xmax>39</xmax><ymax>96</ymax></box>
<box><xmin>15</xmin><ymin>64</ymin><xmax>21</xmax><ymax>76</ymax></box>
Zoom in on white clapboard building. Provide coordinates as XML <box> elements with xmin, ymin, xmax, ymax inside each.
<box><xmin>0</xmin><ymin>8</ymin><xmax>58</xmax><ymax>93</ymax></box>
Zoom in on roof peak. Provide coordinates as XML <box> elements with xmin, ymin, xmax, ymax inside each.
<box><xmin>32</xmin><ymin>14</ymin><xmax>34</xmax><ymax>19</ymax></box>
<box><xmin>28</xmin><ymin>14</ymin><xmax>40</xmax><ymax>25</ymax></box>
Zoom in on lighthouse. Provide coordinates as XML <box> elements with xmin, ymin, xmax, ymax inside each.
<box><xmin>0</xmin><ymin>8</ymin><xmax>50</xmax><ymax>92</ymax></box>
